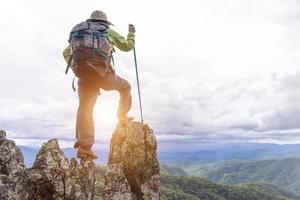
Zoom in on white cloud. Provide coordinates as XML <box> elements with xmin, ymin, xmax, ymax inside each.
<box><xmin>0</xmin><ymin>0</ymin><xmax>300</xmax><ymax>146</ymax></box>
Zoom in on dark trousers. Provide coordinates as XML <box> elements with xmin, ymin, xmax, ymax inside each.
<box><xmin>75</xmin><ymin>71</ymin><xmax>131</xmax><ymax>150</ymax></box>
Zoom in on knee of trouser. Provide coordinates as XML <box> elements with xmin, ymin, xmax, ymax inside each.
<box><xmin>126</xmin><ymin>82</ymin><xmax>131</xmax><ymax>91</ymax></box>
<box><xmin>120</xmin><ymin>80</ymin><xmax>131</xmax><ymax>92</ymax></box>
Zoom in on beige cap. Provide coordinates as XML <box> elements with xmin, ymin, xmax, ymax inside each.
<box><xmin>90</xmin><ymin>10</ymin><xmax>112</xmax><ymax>25</ymax></box>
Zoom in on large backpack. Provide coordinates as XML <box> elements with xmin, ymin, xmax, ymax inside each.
<box><xmin>67</xmin><ymin>21</ymin><xmax>111</xmax><ymax>77</ymax></box>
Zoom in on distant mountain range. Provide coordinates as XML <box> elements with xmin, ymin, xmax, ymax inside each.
<box><xmin>19</xmin><ymin>142</ymin><xmax>300</xmax><ymax>166</ymax></box>
<box><xmin>158</xmin><ymin>142</ymin><xmax>300</xmax><ymax>165</ymax></box>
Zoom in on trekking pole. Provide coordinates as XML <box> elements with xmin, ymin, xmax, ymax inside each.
<box><xmin>133</xmin><ymin>44</ymin><xmax>147</xmax><ymax>166</ymax></box>
<box><xmin>133</xmin><ymin>47</ymin><xmax>144</xmax><ymax>124</ymax></box>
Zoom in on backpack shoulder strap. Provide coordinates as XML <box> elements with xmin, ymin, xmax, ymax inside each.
<box><xmin>65</xmin><ymin>53</ymin><xmax>73</xmax><ymax>74</ymax></box>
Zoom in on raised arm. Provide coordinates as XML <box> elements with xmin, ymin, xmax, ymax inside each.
<box><xmin>107</xmin><ymin>26</ymin><xmax>135</xmax><ymax>52</ymax></box>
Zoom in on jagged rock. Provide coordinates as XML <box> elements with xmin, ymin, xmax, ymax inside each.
<box><xmin>0</xmin><ymin>122</ymin><xmax>161</xmax><ymax>200</ymax></box>
<box><xmin>103</xmin><ymin>122</ymin><xmax>160</xmax><ymax>200</ymax></box>
<box><xmin>0</xmin><ymin>130</ymin><xmax>24</xmax><ymax>175</ymax></box>
<box><xmin>0</xmin><ymin>130</ymin><xmax>25</xmax><ymax>200</ymax></box>
<box><xmin>0</xmin><ymin>131</ymin><xmax>95</xmax><ymax>200</ymax></box>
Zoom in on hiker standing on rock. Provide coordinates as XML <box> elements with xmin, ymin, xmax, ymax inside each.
<box><xmin>63</xmin><ymin>10</ymin><xmax>135</xmax><ymax>159</ymax></box>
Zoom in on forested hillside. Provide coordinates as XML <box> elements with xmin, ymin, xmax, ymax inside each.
<box><xmin>186</xmin><ymin>158</ymin><xmax>300</xmax><ymax>195</ymax></box>
<box><xmin>94</xmin><ymin>165</ymin><xmax>300</xmax><ymax>200</ymax></box>
<box><xmin>161</xmin><ymin>175</ymin><xmax>300</xmax><ymax>200</ymax></box>
<box><xmin>160</xmin><ymin>174</ymin><xmax>300</xmax><ymax>200</ymax></box>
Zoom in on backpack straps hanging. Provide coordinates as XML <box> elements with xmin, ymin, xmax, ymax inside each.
<box><xmin>65</xmin><ymin>53</ymin><xmax>73</xmax><ymax>74</ymax></box>
<box><xmin>72</xmin><ymin>77</ymin><xmax>76</xmax><ymax>92</ymax></box>
<box><xmin>110</xmin><ymin>48</ymin><xmax>116</xmax><ymax>73</ymax></box>
<box><xmin>111</xmin><ymin>54</ymin><xmax>115</xmax><ymax>68</ymax></box>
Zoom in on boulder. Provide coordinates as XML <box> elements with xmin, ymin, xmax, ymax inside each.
<box><xmin>103</xmin><ymin>122</ymin><xmax>160</xmax><ymax>200</ymax></box>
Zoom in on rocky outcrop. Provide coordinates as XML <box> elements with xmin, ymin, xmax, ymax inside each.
<box><xmin>0</xmin><ymin>121</ymin><xmax>160</xmax><ymax>200</ymax></box>
<box><xmin>0</xmin><ymin>130</ymin><xmax>95</xmax><ymax>200</ymax></box>
<box><xmin>103</xmin><ymin>122</ymin><xmax>160</xmax><ymax>200</ymax></box>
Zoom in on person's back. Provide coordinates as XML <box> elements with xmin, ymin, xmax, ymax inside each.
<box><xmin>63</xmin><ymin>10</ymin><xmax>136</xmax><ymax>159</ymax></box>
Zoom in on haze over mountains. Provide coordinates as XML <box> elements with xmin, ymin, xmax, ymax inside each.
<box><xmin>19</xmin><ymin>142</ymin><xmax>300</xmax><ymax>166</ymax></box>
<box><xmin>158</xmin><ymin>142</ymin><xmax>300</xmax><ymax>165</ymax></box>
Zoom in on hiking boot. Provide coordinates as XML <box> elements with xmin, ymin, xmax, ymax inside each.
<box><xmin>77</xmin><ymin>148</ymin><xmax>98</xmax><ymax>159</ymax></box>
<box><xmin>118</xmin><ymin>115</ymin><xmax>134</xmax><ymax>125</ymax></box>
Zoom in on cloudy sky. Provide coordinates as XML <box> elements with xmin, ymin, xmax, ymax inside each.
<box><xmin>0</xmin><ymin>0</ymin><xmax>300</xmax><ymax>150</ymax></box>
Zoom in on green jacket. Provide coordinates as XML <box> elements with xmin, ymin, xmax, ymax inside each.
<box><xmin>63</xmin><ymin>28</ymin><xmax>135</xmax><ymax>62</ymax></box>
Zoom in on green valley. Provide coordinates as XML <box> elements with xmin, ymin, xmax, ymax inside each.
<box><xmin>185</xmin><ymin>158</ymin><xmax>300</xmax><ymax>196</ymax></box>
